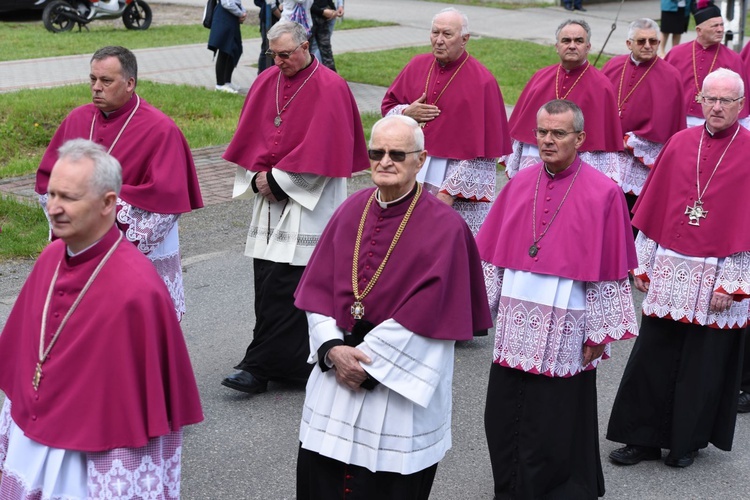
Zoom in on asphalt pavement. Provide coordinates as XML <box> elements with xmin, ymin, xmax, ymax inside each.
<box><xmin>1</xmin><ymin>0</ymin><xmax>750</xmax><ymax>498</ymax></box>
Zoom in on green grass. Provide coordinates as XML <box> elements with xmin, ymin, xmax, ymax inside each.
<box><xmin>0</xmin><ymin>18</ymin><xmax>393</xmax><ymax>62</ymax></box>
<box><xmin>339</xmin><ymin>38</ymin><xmax>610</xmax><ymax>104</ymax></box>
<box><xmin>415</xmin><ymin>0</ymin><xmax>553</xmax><ymax>9</ymax></box>
<box><xmin>0</xmin><ymin>196</ymin><xmax>49</xmax><ymax>259</ymax></box>
<box><xmin>0</xmin><ymin>81</ymin><xmax>245</xmax><ymax>180</ymax></box>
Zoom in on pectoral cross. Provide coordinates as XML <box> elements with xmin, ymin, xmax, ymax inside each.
<box><xmin>694</xmin><ymin>93</ymin><xmax>702</xmax><ymax>104</ymax></box>
<box><xmin>685</xmin><ymin>200</ymin><xmax>708</xmax><ymax>226</ymax></box>
<box><xmin>351</xmin><ymin>301</ymin><xmax>365</xmax><ymax>320</ymax></box>
<box><xmin>32</xmin><ymin>362</ymin><xmax>42</xmax><ymax>391</ymax></box>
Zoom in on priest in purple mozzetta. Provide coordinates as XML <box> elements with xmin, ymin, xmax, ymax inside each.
<box><xmin>0</xmin><ymin>140</ymin><xmax>203</xmax><ymax>498</ymax></box>
<box><xmin>476</xmin><ymin>100</ymin><xmax>637</xmax><ymax>499</ymax></box>
<box><xmin>607</xmin><ymin>69</ymin><xmax>750</xmax><ymax>469</ymax></box>
<box><xmin>503</xmin><ymin>20</ymin><xmax>624</xmax><ymax>184</ymax></box>
<box><xmin>381</xmin><ymin>7</ymin><xmax>511</xmax><ymax>235</ymax></box>
<box><xmin>601</xmin><ymin>18</ymin><xmax>686</xmax><ymax>226</ymax></box>
<box><xmin>220</xmin><ymin>20</ymin><xmax>370</xmax><ymax>395</ymax></box>
<box><xmin>664</xmin><ymin>0</ymin><xmax>749</xmax><ymax>126</ymax></box>
<box><xmin>35</xmin><ymin>46</ymin><xmax>204</xmax><ymax>320</ymax></box>
<box><xmin>294</xmin><ymin>115</ymin><xmax>492</xmax><ymax>498</ymax></box>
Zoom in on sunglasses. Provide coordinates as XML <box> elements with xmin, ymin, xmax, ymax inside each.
<box><xmin>630</xmin><ymin>38</ymin><xmax>659</xmax><ymax>46</ymax></box>
<box><xmin>368</xmin><ymin>149</ymin><xmax>422</xmax><ymax>162</ymax></box>
<box><xmin>265</xmin><ymin>42</ymin><xmax>304</xmax><ymax>60</ymax></box>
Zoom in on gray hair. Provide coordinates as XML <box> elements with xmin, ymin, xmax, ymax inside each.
<box><xmin>627</xmin><ymin>18</ymin><xmax>660</xmax><ymax>40</ymax></box>
<box><xmin>57</xmin><ymin>139</ymin><xmax>122</xmax><ymax>196</ymax></box>
<box><xmin>370</xmin><ymin>115</ymin><xmax>425</xmax><ymax>151</ymax></box>
<box><xmin>703</xmin><ymin>68</ymin><xmax>745</xmax><ymax>97</ymax></box>
<box><xmin>555</xmin><ymin>19</ymin><xmax>591</xmax><ymax>42</ymax></box>
<box><xmin>91</xmin><ymin>46</ymin><xmax>137</xmax><ymax>82</ymax></box>
<box><xmin>432</xmin><ymin>7</ymin><xmax>469</xmax><ymax>36</ymax></box>
<box><xmin>268</xmin><ymin>20</ymin><xmax>309</xmax><ymax>45</ymax></box>
<box><xmin>537</xmin><ymin>99</ymin><xmax>585</xmax><ymax>132</ymax></box>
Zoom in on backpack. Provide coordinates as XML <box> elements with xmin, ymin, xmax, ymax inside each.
<box><xmin>203</xmin><ymin>0</ymin><xmax>217</xmax><ymax>29</ymax></box>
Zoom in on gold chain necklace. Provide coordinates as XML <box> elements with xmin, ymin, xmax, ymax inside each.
<box><xmin>33</xmin><ymin>232</ymin><xmax>123</xmax><ymax>391</ymax></box>
<box><xmin>350</xmin><ymin>184</ymin><xmax>422</xmax><ymax>319</ymax></box>
<box><xmin>684</xmin><ymin>125</ymin><xmax>740</xmax><ymax>226</ymax></box>
<box><xmin>692</xmin><ymin>41</ymin><xmax>720</xmax><ymax>103</ymax></box>
<box><xmin>617</xmin><ymin>56</ymin><xmax>656</xmax><ymax>116</ymax></box>
<box><xmin>274</xmin><ymin>59</ymin><xmax>319</xmax><ymax>127</ymax></box>
<box><xmin>89</xmin><ymin>94</ymin><xmax>140</xmax><ymax>154</ymax></box>
<box><xmin>555</xmin><ymin>62</ymin><xmax>589</xmax><ymax>100</ymax></box>
<box><xmin>529</xmin><ymin>159</ymin><xmax>582</xmax><ymax>257</ymax></box>
<box><xmin>423</xmin><ymin>53</ymin><xmax>471</xmax><ymax>106</ymax></box>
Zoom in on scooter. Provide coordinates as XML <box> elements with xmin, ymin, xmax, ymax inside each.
<box><xmin>42</xmin><ymin>0</ymin><xmax>152</xmax><ymax>33</ymax></box>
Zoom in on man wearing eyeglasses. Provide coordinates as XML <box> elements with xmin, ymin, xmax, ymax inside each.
<box><xmin>220</xmin><ymin>20</ymin><xmax>369</xmax><ymax>395</ymax></box>
<box><xmin>476</xmin><ymin>99</ymin><xmax>637</xmax><ymax>498</ymax></box>
<box><xmin>295</xmin><ymin>115</ymin><xmax>492</xmax><ymax>499</ymax></box>
<box><xmin>601</xmin><ymin>18</ymin><xmax>686</xmax><ymax>231</ymax></box>
<box><xmin>504</xmin><ymin>20</ymin><xmax>624</xmax><ymax>185</ymax></box>
<box><xmin>382</xmin><ymin>7</ymin><xmax>511</xmax><ymax>235</ymax></box>
<box><xmin>608</xmin><ymin>68</ymin><xmax>750</xmax><ymax>469</ymax></box>
<box><xmin>664</xmin><ymin>0</ymin><xmax>749</xmax><ymax>126</ymax></box>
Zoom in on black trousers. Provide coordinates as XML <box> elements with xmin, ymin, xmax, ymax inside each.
<box><xmin>215</xmin><ymin>51</ymin><xmax>234</xmax><ymax>85</ymax></box>
<box><xmin>485</xmin><ymin>365</ymin><xmax>604</xmax><ymax>500</ymax></box>
<box><xmin>297</xmin><ymin>446</ymin><xmax>438</xmax><ymax>500</ymax></box>
<box><xmin>742</xmin><ymin>327</ymin><xmax>750</xmax><ymax>392</ymax></box>
<box><xmin>235</xmin><ymin>259</ymin><xmax>313</xmax><ymax>382</ymax></box>
<box><xmin>607</xmin><ymin>315</ymin><xmax>743</xmax><ymax>455</ymax></box>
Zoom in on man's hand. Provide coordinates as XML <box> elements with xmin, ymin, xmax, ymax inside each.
<box><xmin>633</xmin><ymin>276</ymin><xmax>649</xmax><ymax>293</ymax></box>
<box><xmin>436</xmin><ymin>192</ymin><xmax>455</xmax><ymax>206</ymax></box>
<box><xmin>710</xmin><ymin>290</ymin><xmax>734</xmax><ymax>312</ymax></box>
<box><xmin>328</xmin><ymin>345</ymin><xmax>372</xmax><ymax>391</ymax></box>
<box><xmin>403</xmin><ymin>93</ymin><xmax>440</xmax><ymax>124</ymax></box>
<box><xmin>582</xmin><ymin>344</ymin><xmax>606</xmax><ymax>365</ymax></box>
<box><xmin>336</xmin><ymin>6</ymin><xmax>344</xmax><ymax>17</ymax></box>
<box><xmin>239</xmin><ymin>12</ymin><xmax>247</xmax><ymax>23</ymax></box>
<box><xmin>323</xmin><ymin>8</ymin><xmax>337</xmax><ymax>20</ymax></box>
<box><xmin>255</xmin><ymin>172</ymin><xmax>278</xmax><ymax>203</ymax></box>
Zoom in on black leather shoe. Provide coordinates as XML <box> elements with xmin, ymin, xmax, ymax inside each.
<box><xmin>665</xmin><ymin>450</ymin><xmax>696</xmax><ymax>468</ymax></box>
<box><xmin>575</xmin><ymin>6</ymin><xmax>587</xmax><ymax>11</ymax></box>
<box><xmin>221</xmin><ymin>370</ymin><xmax>268</xmax><ymax>394</ymax></box>
<box><xmin>564</xmin><ymin>4</ymin><xmax>574</xmax><ymax>10</ymax></box>
<box><xmin>609</xmin><ymin>445</ymin><xmax>661</xmax><ymax>465</ymax></box>
<box><xmin>738</xmin><ymin>391</ymin><xmax>750</xmax><ymax>413</ymax></box>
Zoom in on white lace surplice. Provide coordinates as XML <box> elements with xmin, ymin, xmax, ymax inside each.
<box><xmin>299</xmin><ymin>314</ymin><xmax>454</xmax><ymax>475</ymax></box>
<box><xmin>484</xmin><ymin>264</ymin><xmax>637</xmax><ymax>377</ymax></box>
<box><xmin>634</xmin><ymin>232</ymin><xmax>750</xmax><ymax>329</ymax></box>
<box><xmin>233</xmin><ymin>167</ymin><xmax>345</xmax><ymax>266</ymax></box>
<box><xmin>0</xmin><ymin>399</ymin><xmax>183</xmax><ymax>499</ymax></box>
<box><xmin>619</xmin><ymin>132</ymin><xmax>663</xmax><ymax>196</ymax></box>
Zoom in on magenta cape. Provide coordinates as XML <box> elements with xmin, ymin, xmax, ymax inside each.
<box><xmin>295</xmin><ymin>187</ymin><xmax>493</xmax><ymax>340</ymax></box>
<box><xmin>36</xmin><ymin>95</ymin><xmax>203</xmax><ymax>214</ymax></box>
<box><xmin>509</xmin><ymin>62</ymin><xmax>624</xmax><ymax>152</ymax></box>
<box><xmin>633</xmin><ymin>123</ymin><xmax>750</xmax><ymax>257</ymax></box>
<box><xmin>665</xmin><ymin>41</ymin><xmax>750</xmax><ymax>119</ymax></box>
<box><xmin>381</xmin><ymin>52</ymin><xmax>512</xmax><ymax>159</ymax></box>
<box><xmin>224</xmin><ymin>59</ymin><xmax>369</xmax><ymax>177</ymax></box>
<box><xmin>0</xmin><ymin>226</ymin><xmax>203</xmax><ymax>452</ymax></box>
<box><xmin>601</xmin><ymin>55</ymin><xmax>687</xmax><ymax>144</ymax></box>
<box><xmin>476</xmin><ymin>160</ymin><xmax>637</xmax><ymax>281</ymax></box>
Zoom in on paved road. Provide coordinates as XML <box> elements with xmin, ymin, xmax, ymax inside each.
<box><xmin>2</xmin><ymin>0</ymin><xmax>750</xmax><ymax>498</ymax></box>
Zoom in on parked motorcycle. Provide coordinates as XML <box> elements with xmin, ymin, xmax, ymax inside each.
<box><xmin>42</xmin><ymin>0</ymin><xmax>152</xmax><ymax>32</ymax></box>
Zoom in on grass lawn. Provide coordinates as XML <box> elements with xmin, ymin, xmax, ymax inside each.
<box><xmin>0</xmin><ymin>196</ymin><xmax>49</xmax><ymax>259</ymax></box>
<box><xmin>0</xmin><ymin>18</ymin><xmax>391</xmax><ymax>62</ymax></box>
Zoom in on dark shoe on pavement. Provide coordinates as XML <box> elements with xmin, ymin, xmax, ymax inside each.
<box><xmin>221</xmin><ymin>370</ymin><xmax>268</xmax><ymax>394</ymax></box>
<box><xmin>738</xmin><ymin>391</ymin><xmax>750</xmax><ymax>413</ymax></box>
<box><xmin>564</xmin><ymin>4</ymin><xmax>574</xmax><ymax>10</ymax></box>
<box><xmin>665</xmin><ymin>450</ymin><xmax>696</xmax><ymax>468</ymax></box>
<box><xmin>575</xmin><ymin>6</ymin><xmax>587</xmax><ymax>11</ymax></box>
<box><xmin>609</xmin><ymin>445</ymin><xmax>661</xmax><ymax>465</ymax></box>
